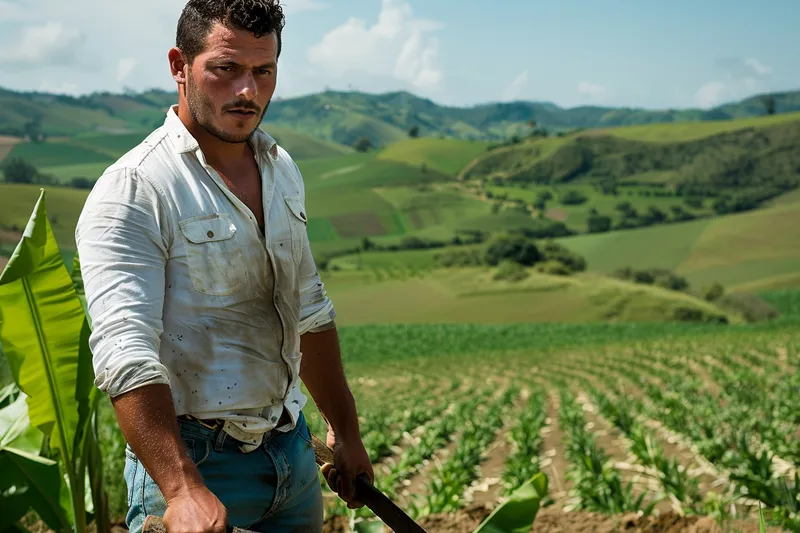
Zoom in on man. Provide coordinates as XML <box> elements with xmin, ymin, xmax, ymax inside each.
<box><xmin>74</xmin><ymin>1</ymin><xmax>373</xmax><ymax>532</ymax></box>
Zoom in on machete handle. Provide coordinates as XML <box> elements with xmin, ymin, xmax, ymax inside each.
<box><xmin>142</xmin><ymin>515</ymin><xmax>253</xmax><ymax>533</ymax></box>
<box><xmin>312</xmin><ymin>434</ymin><xmax>428</xmax><ymax>533</ymax></box>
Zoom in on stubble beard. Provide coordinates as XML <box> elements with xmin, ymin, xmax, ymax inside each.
<box><xmin>186</xmin><ymin>71</ymin><xmax>270</xmax><ymax>144</ymax></box>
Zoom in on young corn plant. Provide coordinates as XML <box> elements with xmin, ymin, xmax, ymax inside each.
<box><xmin>558</xmin><ymin>388</ymin><xmax>656</xmax><ymax>516</ymax></box>
<box><xmin>500</xmin><ymin>388</ymin><xmax>546</xmax><ymax>496</ymax></box>
<box><xmin>412</xmin><ymin>386</ymin><xmax>520</xmax><ymax>516</ymax></box>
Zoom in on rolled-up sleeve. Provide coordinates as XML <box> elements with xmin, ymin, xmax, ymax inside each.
<box><xmin>75</xmin><ymin>167</ymin><xmax>171</xmax><ymax>397</ymax></box>
<box><xmin>298</xmin><ymin>238</ymin><xmax>336</xmax><ymax>335</ymax></box>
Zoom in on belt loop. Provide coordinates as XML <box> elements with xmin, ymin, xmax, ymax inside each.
<box><xmin>214</xmin><ymin>425</ymin><xmax>227</xmax><ymax>451</ymax></box>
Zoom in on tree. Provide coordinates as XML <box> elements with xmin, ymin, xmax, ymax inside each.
<box><xmin>587</xmin><ymin>214</ymin><xmax>612</xmax><ymax>233</ymax></box>
<box><xmin>560</xmin><ymin>190</ymin><xmax>588</xmax><ymax>206</ymax></box>
<box><xmin>408</xmin><ymin>125</ymin><xmax>420</xmax><ymax>138</ymax></box>
<box><xmin>763</xmin><ymin>95</ymin><xmax>775</xmax><ymax>115</ymax></box>
<box><xmin>353</xmin><ymin>137</ymin><xmax>374</xmax><ymax>152</ymax></box>
<box><xmin>483</xmin><ymin>234</ymin><xmax>541</xmax><ymax>266</ymax></box>
<box><xmin>1</xmin><ymin>157</ymin><xmax>38</xmax><ymax>184</ymax></box>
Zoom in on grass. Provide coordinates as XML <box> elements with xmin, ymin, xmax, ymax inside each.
<box><xmin>377</xmin><ymin>137</ymin><xmax>492</xmax><ymax>176</ymax></box>
<box><xmin>324</xmin><ymin>194</ymin><xmax>800</xmax><ymax>296</ymax></box>
<box><xmin>320</xmin><ymin>267</ymin><xmax>734</xmax><ymax>325</ymax></box>
<box><xmin>40</xmin><ymin>162</ymin><xmax>114</xmax><ymax>183</ymax></box>
<box><xmin>550</xmin><ymin>200</ymin><xmax>800</xmax><ymax>291</ymax></box>
<box><xmin>598</xmin><ymin>111</ymin><xmax>800</xmax><ymax>142</ymax></box>
<box><xmin>0</xmin><ymin>183</ymin><xmax>88</xmax><ymax>247</ymax></box>
<box><xmin>8</xmin><ymin>140</ymin><xmax>114</xmax><ymax>167</ymax></box>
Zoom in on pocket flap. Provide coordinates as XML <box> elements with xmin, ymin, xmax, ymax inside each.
<box><xmin>283</xmin><ymin>195</ymin><xmax>307</xmax><ymax>224</ymax></box>
<box><xmin>179</xmin><ymin>215</ymin><xmax>237</xmax><ymax>244</ymax></box>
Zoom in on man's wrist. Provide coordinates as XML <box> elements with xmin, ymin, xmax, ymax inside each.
<box><xmin>159</xmin><ymin>458</ymin><xmax>207</xmax><ymax>502</ymax></box>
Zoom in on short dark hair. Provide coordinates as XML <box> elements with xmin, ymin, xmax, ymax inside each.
<box><xmin>176</xmin><ymin>0</ymin><xmax>285</xmax><ymax>64</ymax></box>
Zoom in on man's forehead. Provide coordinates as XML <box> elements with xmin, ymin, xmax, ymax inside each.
<box><xmin>202</xmin><ymin>23</ymin><xmax>278</xmax><ymax>59</ymax></box>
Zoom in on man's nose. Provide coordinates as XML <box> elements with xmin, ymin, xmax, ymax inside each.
<box><xmin>237</xmin><ymin>72</ymin><xmax>257</xmax><ymax>100</ymax></box>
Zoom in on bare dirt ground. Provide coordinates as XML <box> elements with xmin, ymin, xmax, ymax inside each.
<box><xmin>322</xmin><ymin>505</ymin><xmax>784</xmax><ymax>533</ymax></box>
<box><xmin>0</xmin><ymin>136</ymin><xmax>21</xmax><ymax>162</ymax></box>
<box><xmin>0</xmin><ymin>257</ymin><xmax>8</xmax><ymax>272</ymax></box>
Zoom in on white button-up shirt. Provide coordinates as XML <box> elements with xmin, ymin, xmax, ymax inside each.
<box><xmin>75</xmin><ymin>106</ymin><xmax>335</xmax><ymax>449</ymax></box>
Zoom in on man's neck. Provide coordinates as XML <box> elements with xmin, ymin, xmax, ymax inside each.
<box><xmin>176</xmin><ymin>106</ymin><xmax>251</xmax><ymax>170</ymax></box>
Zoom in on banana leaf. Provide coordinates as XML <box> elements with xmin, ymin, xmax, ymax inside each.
<box><xmin>0</xmin><ymin>189</ymin><xmax>97</xmax><ymax>531</ymax></box>
<box><xmin>474</xmin><ymin>472</ymin><xmax>548</xmax><ymax>533</ymax></box>
<box><xmin>0</xmin><ymin>391</ymin><xmax>71</xmax><ymax>531</ymax></box>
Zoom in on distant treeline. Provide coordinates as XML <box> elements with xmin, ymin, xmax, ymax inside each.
<box><xmin>0</xmin><ymin>157</ymin><xmax>94</xmax><ymax>189</ymax></box>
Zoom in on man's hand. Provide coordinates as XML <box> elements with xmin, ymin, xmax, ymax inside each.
<box><xmin>162</xmin><ymin>486</ymin><xmax>228</xmax><ymax>533</ymax></box>
<box><xmin>320</xmin><ymin>427</ymin><xmax>374</xmax><ymax>509</ymax></box>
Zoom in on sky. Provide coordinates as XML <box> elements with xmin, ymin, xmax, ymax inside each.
<box><xmin>0</xmin><ymin>0</ymin><xmax>798</xmax><ymax>110</ymax></box>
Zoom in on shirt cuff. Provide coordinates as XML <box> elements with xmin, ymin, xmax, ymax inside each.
<box><xmin>299</xmin><ymin>301</ymin><xmax>336</xmax><ymax>336</ymax></box>
<box><xmin>94</xmin><ymin>358</ymin><xmax>171</xmax><ymax>398</ymax></box>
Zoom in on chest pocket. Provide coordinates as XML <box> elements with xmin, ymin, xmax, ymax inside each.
<box><xmin>178</xmin><ymin>214</ymin><xmax>249</xmax><ymax>296</ymax></box>
<box><xmin>283</xmin><ymin>195</ymin><xmax>307</xmax><ymax>264</ymax></box>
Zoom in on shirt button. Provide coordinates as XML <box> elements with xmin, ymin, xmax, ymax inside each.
<box><xmin>207</xmin><ymin>231</ymin><xmax>214</xmax><ymax>238</ymax></box>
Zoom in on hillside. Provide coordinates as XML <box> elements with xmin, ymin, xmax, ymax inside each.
<box><xmin>319</xmin><ymin>267</ymin><xmax>736</xmax><ymax>325</ymax></box>
<box><xmin>0</xmin><ymin>124</ymin><xmax>354</xmax><ymax>184</ymax></box>
<box><xmin>2</xmin><ymin>85</ymin><xmax>799</xmax><ymax>147</ymax></box>
<box><xmin>332</xmin><ymin>195</ymin><xmax>800</xmax><ymax>295</ymax></box>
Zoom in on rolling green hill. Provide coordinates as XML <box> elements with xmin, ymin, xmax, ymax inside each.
<box><xmin>326</xmin><ymin>194</ymin><xmax>800</xmax><ymax>295</ymax></box>
<box><xmin>320</xmin><ymin>267</ymin><xmax>736</xmax><ymax>325</ymax></box>
<box><xmin>2</xmin><ymin>85</ymin><xmax>799</xmax><ymax>147</ymax></box>
<box><xmin>1</xmin><ymin>124</ymin><xmax>354</xmax><ymax>183</ymax></box>
<box><xmin>377</xmin><ymin>137</ymin><xmax>492</xmax><ymax>175</ymax></box>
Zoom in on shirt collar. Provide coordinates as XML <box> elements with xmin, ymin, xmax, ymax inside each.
<box><xmin>164</xmin><ymin>104</ymin><xmax>280</xmax><ymax>160</ymax></box>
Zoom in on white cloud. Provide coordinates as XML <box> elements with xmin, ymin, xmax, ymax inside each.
<box><xmin>501</xmin><ymin>71</ymin><xmax>529</xmax><ymax>101</ymax></box>
<box><xmin>0</xmin><ymin>21</ymin><xmax>85</xmax><ymax>68</ymax></box>
<box><xmin>117</xmin><ymin>58</ymin><xmax>138</xmax><ymax>84</ymax></box>
<box><xmin>693</xmin><ymin>80</ymin><xmax>728</xmax><ymax>108</ymax></box>
<box><xmin>307</xmin><ymin>0</ymin><xmax>444</xmax><ymax>91</ymax></box>
<box><xmin>577</xmin><ymin>81</ymin><xmax>607</xmax><ymax>101</ymax></box>
<box><xmin>0</xmin><ymin>1</ymin><xmax>26</xmax><ymax>20</ymax></box>
<box><xmin>693</xmin><ymin>56</ymin><xmax>773</xmax><ymax>108</ymax></box>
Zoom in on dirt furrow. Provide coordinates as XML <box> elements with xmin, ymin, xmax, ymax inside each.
<box><xmin>539</xmin><ymin>392</ymin><xmax>571</xmax><ymax>508</ymax></box>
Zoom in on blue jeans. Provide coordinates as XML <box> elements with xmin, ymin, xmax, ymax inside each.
<box><xmin>123</xmin><ymin>412</ymin><xmax>324</xmax><ymax>533</ymax></box>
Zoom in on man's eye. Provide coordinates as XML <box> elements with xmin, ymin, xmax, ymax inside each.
<box><xmin>218</xmin><ymin>66</ymin><xmax>234</xmax><ymax>72</ymax></box>
<box><xmin>258</xmin><ymin>69</ymin><xmax>272</xmax><ymax>75</ymax></box>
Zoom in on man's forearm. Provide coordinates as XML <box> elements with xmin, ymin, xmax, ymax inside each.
<box><xmin>111</xmin><ymin>384</ymin><xmax>205</xmax><ymax>501</ymax></box>
<box><xmin>299</xmin><ymin>326</ymin><xmax>361</xmax><ymax>439</ymax></box>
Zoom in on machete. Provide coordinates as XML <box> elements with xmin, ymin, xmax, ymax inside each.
<box><xmin>141</xmin><ymin>433</ymin><xmax>427</xmax><ymax>533</ymax></box>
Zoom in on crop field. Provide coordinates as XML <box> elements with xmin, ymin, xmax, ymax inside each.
<box><xmin>86</xmin><ymin>301</ymin><xmax>800</xmax><ymax>532</ymax></box>
<box><xmin>291</xmin><ymin>307</ymin><xmax>800</xmax><ymax>532</ymax></box>
<box><xmin>0</xmin><ymin>135</ymin><xmax>21</xmax><ymax>162</ymax></box>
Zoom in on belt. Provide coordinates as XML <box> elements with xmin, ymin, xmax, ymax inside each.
<box><xmin>179</xmin><ymin>408</ymin><xmax>292</xmax><ymax>433</ymax></box>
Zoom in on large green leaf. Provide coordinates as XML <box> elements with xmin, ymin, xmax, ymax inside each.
<box><xmin>0</xmin><ymin>189</ymin><xmax>88</xmax><ymax>465</ymax></box>
<box><xmin>0</xmin><ymin>392</ymin><xmax>71</xmax><ymax>531</ymax></box>
<box><xmin>474</xmin><ymin>473</ymin><xmax>548</xmax><ymax>533</ymax></box>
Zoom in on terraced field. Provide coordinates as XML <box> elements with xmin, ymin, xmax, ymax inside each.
<box><xmin>287</xmin><ymin>301</ymin><xmax>800</xmax><ymax>532</ymax></box>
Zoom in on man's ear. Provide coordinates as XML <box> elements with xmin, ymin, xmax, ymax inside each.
<box><xmin>168</xmin><ymin>48</ymin><xmax>188</xmax><ymax>84</ymax></box>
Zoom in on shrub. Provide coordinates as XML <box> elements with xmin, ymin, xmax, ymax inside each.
<box><xmin>703</xmin><ymin>282</ymin><xmax>725</xmax><ymax>302</ymax></box>
<box><xmin>493</xmin><ymin>260</ymin><xmax>529</xmax><ymax>282</ymax></box>
<box><xmin>535</xmin><ymin>260</ymin><xmax>571</xmax><ymax>276</ymax></box>
<box><xmin>560</xmin><ymin>189</ymin><xmax>588</xmax><ymax>205</ymax></box>
<box><xmin>540</xmin><ymin>241</ymin><xmax>587</xmax><ymax>273</ymax></box>
<box><xmin>715</xmin><ymin>292</ymin><xmax>780</xmax><ymax>323</ymax></box>
<box><xmin>483</xmin><ymin>234</ymin><xmax>541</xmax><ymax>267</ymax></box>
